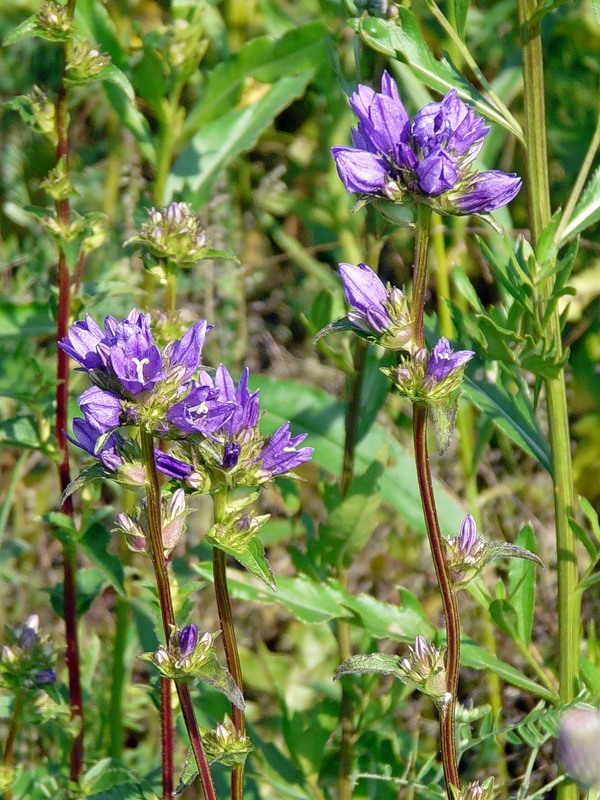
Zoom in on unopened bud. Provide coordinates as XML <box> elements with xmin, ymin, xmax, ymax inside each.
<box><xmin>67</xmin><ymin>40</ymin><xmax>110</xmax><ymax>82</ymax></box>
<box><xmin>178</xmin><ymin>624</ymin><xmax>198</xmax><ymax>658</ymax></box>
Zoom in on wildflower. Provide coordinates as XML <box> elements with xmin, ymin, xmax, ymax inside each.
<box><xmin>37</xmin><ymin>1</ymin><xmax>71</xmax><ymax>39</ymax></box>
<box><xmin>332</xmin><ymin>72</ymin><xmax>521</xmax><ymax>216</ymax></box>
<box><xmin>445</xmin><ymin>515</ymin><xmax>544</xmax><ymax>590</ymax></box>
<box><xmin>203</xmin><ymin>716</ymin><xmax>252</xmax><ymax>766</ymax></box>
<box><xmin>450</xmin><ymin>779</ymin><xmax>499</xmax><ymax>800</ymax></box>
<box><xmin>113</xmin><ymin>488</ymin><xmax>192</xmax><ymax>556</ymax></box>
<box><xmin>423</xmin><ymin>337</ymin><xmax>475</xmax><ymax>390</ymax></box>
<box><xmin>127</xmin><ymin>202</ymin><xmax>208</xmax><ymax>265</ymax></box>
<box><xmin>558</xmin><ymin>707</ymin><xmax>600</xmax><ymax>788</ymax></box>
<box><xmin>186</xmin><ymin>365</ymin><xmax>313</xmax><ymax>486</ymax></box>
<box><xmin>328</xmin><ymin>262</ymin><xmax>413</xmax><ymax>350</ymax></box>
<box><xmin>140</xmin><ymin>630</ymin><xmax>245</xmax><ymax>709</ymax></box>
<box><xmin>60</xmin><ymin>310</ymin><xmax>228</xmax><ymax>437</ymax></box>
<box><xmin>66</xmin><ymin>40</ymin><xmax>110</xmax><ymax>82</ymax></box>
<box><xmin>397</xmin><ymin>635</ymin><xmax>449</xmax><ymax>707</ymax></box>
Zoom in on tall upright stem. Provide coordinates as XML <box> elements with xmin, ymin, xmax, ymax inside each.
<box><xmin>212</xmin><ymin>487</ymin><xmax>246</xmax><ymax>800</ymax></box>
<box><xmin>54</xmin><ymin>1</ymin><xmax>83</xmax><ymax>779</ymax></box>
<box><xmin>411</xmin><ymin>204</ymin><xmax>460</xmax><ymax>794</ymax></box>
<box><xmin>140</xmin><ymin>430</ymin><xmax>218</xmax><ymax>800</ymax></box>
<box><xmin>517</xmin><ymin>10</ymin><xmax>578</xmax><ymax>800</ymax></box>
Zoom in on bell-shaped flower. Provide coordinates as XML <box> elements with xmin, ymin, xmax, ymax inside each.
<box><xmin>558</xmin><ymin>707</ymin><xmax>600</xmax><ymax>789</ymax></box>
<box><xmin>332</xmin><ymin>72</ymin><xmax>521</xmax><ymax>216</ymax></box>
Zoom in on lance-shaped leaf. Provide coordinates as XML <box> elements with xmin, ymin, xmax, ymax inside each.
<box><xmin>208</xmin><ymin>534</ymin><xmax>276</xmax><ymax>592</ymax></box>
<box><xmin>335</xmin><ymin>652</ymin><xmax>404</xmax><ymax>679</ymax></box>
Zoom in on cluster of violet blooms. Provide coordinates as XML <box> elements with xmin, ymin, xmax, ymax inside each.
<box><xmin>59</xmin><ymin>310</ymin><xmax>313</xmax><ymax>492</ymax></box>
<box><xmin>332</xmin><ymin>71</ymin><xmax>521</xmax><ymax>214</ymax></box>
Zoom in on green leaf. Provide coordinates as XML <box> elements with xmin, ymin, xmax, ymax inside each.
<box><xmin>460</xmin><ymin>641</ymin><xmax>556</xmax><ymax>703</ymax></box>
<box><xmin>74</xmin><ymin>0</ymin><xmax>129</xmax><ymax>70</ymax></box>
<box><xmin>209</xmin><ymin>537</ymin><xmax>276</xmax><ymax>591</ymax></box>
<box><xmin>182</xmin><ymin>22</ymin><xmax>326</xmax><ymax>141</ymax></box>
<box><xmin>335</xmin><ymin>652</ymin><xmax>403</xmax><ymax>679</ymax></box>
<box><xmin>3</xmin><ymin>16</ymin><xmax>67</xmax><ymax>45</ymax></box>
<box><xmin>580</xmin><ymin>495</ymin><xmax>600</xmax><ymax>541</ymax></box>
<box><xmin>250</xmin><ymin>376</ymin><xmax>466</xmax><ymax>535</ymax></box>
<box><xmin>452</xmin><ymin>0</ymin><xmax>470</xmax><ymax>40</ymax></box>
<box><xmin>560</xmin><ymin>165</ymin><xmax>600</xmax><ymax>243</ymax></box>
<box><xmin>194</xmin><ymin>652</ymin><xmax>246</xmax><ymax>711</ymax></box>
<box><xmin>168</xmin><ymin>72</ymin><xmax>314</xmax><ymax>206</ymax></box>
<box><xmin>319</xmin><ymin>460</ymin><xmax>384</xmax><ymax>568</ymax></box>
<box><xmin>508</xmin><ymin>524</ymin><xmax>537</xmax><ymax>646</ymax></box>
<box><xmin>0</xmin><ymin>416</ymin><xmax>42</xmax><ymax>450</ymax></box>
<box><xmin>62</xmin><ymin>464</ymin><xmax>112</xmax><ymax>503</ymax></box>
<box><xmin>357</xmin><ymin>13</ymin><xmax>523</xmax><ymax>141</ymax></box>
<box><xmin>79</xmin><ymin>523</ymin><xmax>125</xmax><ymax>596</ymax></box>
<box><xmin>488</xmin><ymin>598</ymin><xmax>520</xmax><ymax>641</ymax></box>
<box><xmin>0</xmin><ymin>303</ymin><xmax>55</xmax><ymax>339</ymax></box>
<box><xmin>49</xmin><ymin>568</ymin><xmax>106</xmax><ymax>619</ymax></box>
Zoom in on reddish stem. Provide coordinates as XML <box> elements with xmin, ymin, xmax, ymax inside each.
<box><xmin>55</xmin><ymin>13</ymin><xmax>84</xmax><ymax>779</ymax></box>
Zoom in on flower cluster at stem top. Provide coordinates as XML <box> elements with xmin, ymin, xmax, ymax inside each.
<box><xmin>332</xmin><ymin>71</ymin><xmax>521</xmax><ymax>215</ymax></box>
<box><xmin>60</xmin><ymin>310</ymin><xmax>313</xmax><ymax>489</ymax></box>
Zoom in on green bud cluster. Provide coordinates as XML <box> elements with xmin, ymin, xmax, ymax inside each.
<box><xmin>127</xmin><ymin>202</ymin><xmax>207</xmax><ymax>265</ymax></box>
<box><xmin>37</xmin><ymin>1</ymin><xmax>71</xmax><ymax>39</ymax></box>
<box><xmin>378</xmin><ymin>286</ymin><xmax>414</xmax><ymax>351</ymax></box>
<box><xmin>0</xmin><ymin>615</ymin><xmax>56</xmax><ymax>693</ymax></box>
<box><xmin>113</xmin><ymin>488</ymin><xmax>191</xmax><ymax>557</ymax></box>
<box><xmin>66</xmin><ymin>40</ymin><xmax>111</xmax><ymax>82</ymax></box>
<box><xmin>203</xmin><ymin>716</ymin><xmax>252</xmax><ymax>767</ymax></box>
<box><xmin>10</xmin><ymin>86</ymin><xmax>57</xmax><ymax>143</ymax></box>
<box><xmin>450</xmin><ymin>778</ymin><xmax>498</xmax><ymax>800</ymax></box>
<box><xmin>444</xmin><ymin>535</ymin><xmax>487</xmax><ymax>590</ymax></box>
<box><xmin>397</xmin><ymin>635</ymin><xmax>449</xmax><ymax>707</ymax></box>
<box><xmin>207</xmin><ymin>506</ymin><xmax>270</xmax><ymax>551</ymax></box>
<box><xmin>41</xmin><ymin>156</ymin><xmax>75</xmax><ymax>201</ymax></box>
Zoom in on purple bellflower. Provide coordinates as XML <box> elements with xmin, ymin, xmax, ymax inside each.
<box><xmin>336</xmin><ymin>262</ymin><xmax>413</xmax><ymax>350</ymax></box>
<box><xmin>331</xmin><ymin>72</ymin><xmax>521</xmax><ymax>215</ymax></box>
<box><xmin>424</xmin><ymin>337</ymin><xmax>475</xmax><ymax>388</ymax></box>
<box><xmin>191</xmin><ymin>365</ymin><xmax>313</xmax><ymax>484</ymax></box>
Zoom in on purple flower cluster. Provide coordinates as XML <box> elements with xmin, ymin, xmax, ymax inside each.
<box><xmin>332</xmin><ymin>72</ymin><xmax>521</xmax><ymax>214</ymax></box>
<box><xmin>61</xmin><ymin>310</ymin><xmax>312</xmax><ymax>484</ymax></box>
<box><xmin>198</xmin><ymin>365</ymin><xmax>313</xmax><ymax>482</ymax></box>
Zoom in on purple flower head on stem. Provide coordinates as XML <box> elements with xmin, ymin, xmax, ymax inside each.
<box><xmin>78</xmin><ymin>386</ymin><xmax>123</xmax><ymax>432</ymax></box>
<box><xmin>426</xmin><ymin>338</ymin><xmax>475</xmax><ymax>384</ymax></box>
<box><xmin>60</xmin><ymin>310</ymin><xmax>212</xmax><ymax>401</ymax></box>
<box><xmin>331</xmin><ymin>74</ymin><xmax>521</xmax><ymax>215</ymax></box>
<box><xmin>336</xmin><ymin>262</ymin><xmax>413</xmax><ymax>350</ymax></box>
<box><xmin>167</xmin><ymin>383</ymin><xmax>234</xmax><ymax>436</ymax></box>
<box><xmin>178</xmin><ymin>624</ymin><xmax>198</xmax><ymax>658</ymax></box>
<box><xmin>257</xmin><ymin>422</ymin><xmax>313</xmax><ymax>479</ymax></box>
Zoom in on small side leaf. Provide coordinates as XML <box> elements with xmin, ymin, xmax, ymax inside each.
<box><xmin>335</xmin><ymin>652</ymin><xmax>402</xmax><ymax>680</ymax></box>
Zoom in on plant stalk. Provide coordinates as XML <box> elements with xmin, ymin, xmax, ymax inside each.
<box><xmin>517</xmin><ymin>10</ymin><xmax>578</xmax><ymax>800</ymax></box>
<box><xmin>411</xmin><ymin>203</ymin><xmax>460</xmax><ymax>794</ymax></box>
<box><xmin>2</xmin><ymin>689</ymin><xmax>24</xmax><ymax>800</ymax></box>
<box><xmin>140</xmin><ymin>430</ymin><xmax>217</xmax><ymax>800</ymax></box>
<box><xmin>212</xmin><ymin>486</ymin><xmax>246</xmax><ymax>800</ymax></box>
<box><xmin>54</xmin><ymin>3</ymin><xmax>83</xmax><ymax>778</ymax></box>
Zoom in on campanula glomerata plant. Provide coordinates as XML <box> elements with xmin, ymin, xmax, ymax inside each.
<box><xmin>1</xmin><ymin>1</ymin><xmax>598</xmax><ymax>800</ymax></box>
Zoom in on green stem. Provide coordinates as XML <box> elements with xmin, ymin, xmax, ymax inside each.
<box><xmin>2</xmin><ymin>689</ymin><xmax>24</xmax><ymax>800</ymax></box>
<box><xmin>517</xmin><ymin>5</ymin><xmax>578</xmax><ymax>799</ymax></box>
<box><xmin>165</xmin><ymin>260</ymin><xmax>177</xmax><ymax>316</ymax></box>
<box><xmin>212</xmin><ymin>486</ymin><xmax>246</xmax><ymax>800</ymax></box>
<box><xmin>517</xmin><ymin>0</ymin><xmax>580</xmax><ymax>800</ymax></box>
<box><xmin>140</xmin><ymin>430</ymin><xmax>217</xmax><ymax>800</ymax></box>
<box><xmin>109</xmin><ymin>593</ymin><xmax>128</xmax><ymax>759</ymax></box>
<box><xmin>411</xmin><ymin>204</ymin><xmax>460</xmax><ymax>795</ymax></box>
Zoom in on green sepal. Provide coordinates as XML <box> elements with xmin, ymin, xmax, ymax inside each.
<box><xmin>61</xmin><ymin>463</ymin><xmax>111</xmax><ymax>504</ymax></box>
<box><xmin>208</xmin><ymin>536</ymin><xmax>276</xmax><ymax>591</ymax></box>
<box><xmin>139</xmin><ymin>648</ymin><xmax>245</xmax><ymax>710</ymax></box>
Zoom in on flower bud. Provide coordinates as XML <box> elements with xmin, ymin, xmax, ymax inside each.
<box><xmin>178</xmin><ymin>624</ymin><xmax>198</xmax><ymax>658</ymax></box>
<box><xmin>67</xmin><ymin>40</ymin><xmax>110</xmax><ymax>82</ymax></box>
<box><xmin>450</xmin><ymin>779</ymin><xmax>498</xmax><ymax>800</ymax></box>
<box><xmin>445</xmin><ymin>515</ymin><xmax>487</xmax><ymax>589</ymax></box>
<box><xmin>41</xmin><ymin>157</ymin><xmax>75</xmax><ymax>201</ymax></box>
<box><xmin>558</xmin><ymin>707</ymin><xmax>600</xmax><ymax>788</ymax></box>
<box><xmin>37</xmin><ymin>1</ymin><xmax>71</xmax><ymax>38</ymax></box>
<box><xmin>34</xmin><ymin>668</ymin><xmax>56</xmax><ymax>685</ymax></box>
<box><xmin>203</xmin><ymin>716</ymin><xmax>252</xmax><ymax>767</ymax></box>
<box><xmin>397</xmin><ymin>635</ymin><xmax>449</xmax><ymax>707</ymax></box>
<box><xmin>126</xmin><ymin>202</ymin><xmax>208</xmax><ymax>266</ymax></box>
